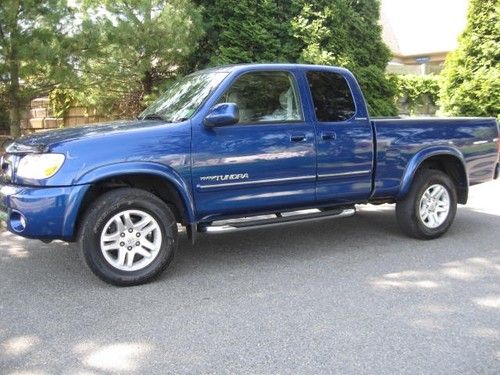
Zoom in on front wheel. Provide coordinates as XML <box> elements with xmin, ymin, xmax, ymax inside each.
<box><xmin>396</xmin><ymin>169</ymin><xmax>457</xmax><ymax>239</ymax></box>
<box><xmin>78</xmin><ymin>188</ymin><xmax>178</xmax><ymax>286</ymax></box>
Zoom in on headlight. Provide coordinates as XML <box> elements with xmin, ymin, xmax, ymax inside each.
<box><xmin>16</xmin><ymin>153</ymin><xmax>65</xmax><ymax>180</ymax></box>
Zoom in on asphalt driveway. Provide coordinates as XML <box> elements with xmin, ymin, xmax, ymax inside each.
<box><xmin>1</xmin><ymin>180</ymin><xmax>499</xmax><ymax>374</ymax></box>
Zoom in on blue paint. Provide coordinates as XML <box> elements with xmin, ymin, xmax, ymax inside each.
<box><xmin>0</xmin><ymin>183</ymin><xmax>89</xmax><ymax>239</ymax></box>
<box><xmin>0</xmin><ymin>64</ymin><xmax>498</xmax><ymax>240</ymax></box>
<box><xmin>204</xmin><ymin>103</ymin><xmax>239</xmax><ymax>127</ymax></box>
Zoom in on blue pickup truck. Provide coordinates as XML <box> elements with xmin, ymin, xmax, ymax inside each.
<box><xmin>1</xmin><ymin>64</ymin><xmax>499</xmax><ymax>285</ymax></box>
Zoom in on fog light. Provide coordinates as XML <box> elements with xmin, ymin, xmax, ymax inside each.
<box><xmin>10</xmin><ymin>211</ymin><xmax>27</xmax><ymax>233</ymax></box>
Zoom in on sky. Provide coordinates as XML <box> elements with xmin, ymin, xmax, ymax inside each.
<box><xmin>381</xmin><ymin>0</ymin><xmax>470</xmax><ymax>56</ymax></box>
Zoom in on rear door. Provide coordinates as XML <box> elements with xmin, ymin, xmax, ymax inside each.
<box><xmin>306</xmin><ymin>70</ymin><xmax>374</xmax><ymax>204</ymax></box>
<box><xmin>191</xmin><ymin>70</ymin><xmax>316</xmax><ymax>219</ymax></box>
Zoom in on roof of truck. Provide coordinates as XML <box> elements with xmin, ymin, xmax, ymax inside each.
<box><xmin>194</xmin><ymin>63</ymin><xmax>351</xmax><ymax>75</ymax></box>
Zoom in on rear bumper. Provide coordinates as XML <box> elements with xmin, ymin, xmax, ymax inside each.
<box><xmin>0</xmin><ymin>183</ymin><xmax>89</xmax><ymax>240</ymax></box>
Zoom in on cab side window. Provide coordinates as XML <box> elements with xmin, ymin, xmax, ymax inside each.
<box><xmin>307</xmin><ymin>71</ymin><xmax>356</xmax><ymax>122</ymax></box>
<box><xmin>218</xmin><ymin>72</ymin><xmax>302</xmax><ymax>124</ymax></box>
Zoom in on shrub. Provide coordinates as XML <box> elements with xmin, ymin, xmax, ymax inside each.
<box><xmin>440</xmin><ymin>0</ymin><xmax>500</xmax><ymax>118</ymax></box>
<box><xmin>391</xmin><ymin>74</ymin><xmax>440</xmax><ymax>116</ymax></box>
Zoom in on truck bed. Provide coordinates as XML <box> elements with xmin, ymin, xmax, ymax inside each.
<box><xmin>371</xmin><ymin>117</ymin><xmax>499</xmax><ymax>200</ymax></box>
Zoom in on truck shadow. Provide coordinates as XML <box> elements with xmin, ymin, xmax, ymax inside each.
<box><xmin>167</xmin><ymin>204</ymin><xmax>499</xmax><ymax>279</ymax></box>
<box><xmin>0</xmin><ymin>204</ymin><xmax>497</xmax><ymax>285</ymax></box>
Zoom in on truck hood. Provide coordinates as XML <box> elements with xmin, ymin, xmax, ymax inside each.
<box><xmin>7</xmin><ymin>120</ymin><xmax>166</xmax><ymax>153</ymax></box>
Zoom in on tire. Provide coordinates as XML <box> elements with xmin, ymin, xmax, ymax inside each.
<box><xmin>78</xmin><ymin>188</ymin><xmax>178</xmax><ymax>286</ymax></box>
<box><xmin>396</xmin><ymin>169</ymin><xmax>457</xmax><ymax>239</ymax></box>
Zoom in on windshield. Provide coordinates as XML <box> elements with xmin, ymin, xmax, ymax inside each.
<box><xmin>139</xmin><ymin>72</ymin><xmax>228</xmax><ymax>122</ymax></box>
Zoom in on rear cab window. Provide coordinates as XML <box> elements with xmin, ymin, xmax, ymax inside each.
<box><xmin>217</xmin><ymin>71</ymin><xmax>303</xmax><ymax>124</ymax></box>
<box><xmin>306</xmin><ymin>71</ymin><xmax>356</xmax><ymax>122</ymax></box>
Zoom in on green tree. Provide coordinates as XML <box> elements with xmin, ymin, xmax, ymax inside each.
<box><xmin>190</xmin><ymin>0</ymin><xmax>396</xmax><ymax>116</ymax></box>
<box><xmin>0</xmin><ymin>0</ymin><xmax>74</xmax><ymax>137</ymax></box>
<box><xmin>292</xmin><ymin>0</ymin><xmax>396</xmax><ymax>116</ymax></box>
<box><xmin>188</xmin><ymin>0</ymin><xmax>302</xmax><ymax>70</ymax></box>
<box><xmin>440</xmin><ymin>0</ymin><xmax>499</xmax><ymax>117</ymax></box>
<box><xmin>78</xmin><ymin>0</ymin><xmax>204</xmax><ymax>116</ymax></box>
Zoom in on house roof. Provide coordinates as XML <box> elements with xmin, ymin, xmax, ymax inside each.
<box><xmin>381</xmin><ymin>0</ymin><xmax>469</xmax><ymax>58</ymax></box>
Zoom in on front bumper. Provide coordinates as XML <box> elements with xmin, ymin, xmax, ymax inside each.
<box><xmin>0</xmin><ymin>183</ymin><xmax>89</xmax><ymax>240</ymax></box>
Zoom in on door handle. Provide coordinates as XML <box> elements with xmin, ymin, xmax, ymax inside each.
<box><xmin>321</xmin><ymin>132</ymin><xmax>336</xmax><ymax>141</ymax></box>
<box><xmin>290</xmin><ymin>133</ymin><xmax>307</xmax><ymax>142</ymax></box>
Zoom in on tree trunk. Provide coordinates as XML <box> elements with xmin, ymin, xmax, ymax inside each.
<box><xmin>142</xmin><ymin>2</ymin><xmax>153</xmax><ymax>96</ymax></box>
<box><xmin>142</xmin><ymin>69</ymin><xmax>153</xmax><ymax>95</ymax></box>
<box><xmin>8</xmin><ymin>70</ymin><xmax>21</xmax><ymax>138</ymax></box>
<box><xmin>8</xmin><ymin>12</ymin><xmax>21</xmax><ymax>138</ymax></box>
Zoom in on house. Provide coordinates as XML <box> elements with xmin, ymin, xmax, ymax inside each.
<box><xmin>381</xmin><ymin>0</ymin><xmax>469</xmax><ymax>75</ymax></box>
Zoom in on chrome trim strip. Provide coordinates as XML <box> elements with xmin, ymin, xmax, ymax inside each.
<box><xmin>473</xmin><ymin>140</ymin><xmax>488</xmax><ymax>145</ymax></box>
<box><xmin>197</xmin><ymin>175</ymin><xmax>317</xmax><ymax>190</ymax></box>
<box><xmin>355</xmin><ymin>117</ymin><xmax>368</xmax><ymax>121</ymax></box>
<box><xmin>201</xmin><ymin>208</ymin><xmax>356</xmax><ymax>233</ymax></box>
<box><xmin>318</xmin><ymin>170</ymin><xmax>371</xmax><ymax>179</ymax></box>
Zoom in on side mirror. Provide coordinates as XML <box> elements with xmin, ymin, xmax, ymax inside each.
<box><xmin>204</xmin><ymin>103</ymin><xmax>239</xmax><ymax>128</ymax></box>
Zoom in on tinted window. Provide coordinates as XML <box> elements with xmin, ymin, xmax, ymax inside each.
<box><xmin>218</xmin><ymin>72</ymin><xmax>302</xmax><ymax>124</ymax></box>
<box><xmin>307</xmin><ymin>71</ymin><xmax>356</xmax><ymax>122</ymax></box>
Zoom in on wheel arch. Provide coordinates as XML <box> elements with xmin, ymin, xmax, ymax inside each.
<box><xmin>398</xmin><ymin>147</ymin><xmax>468</xmax><ymax>204</ymax></box>
<box><xmin>70</xmin><ymin>162</ymin><xmax>196</xmax><ymax>240</ymax></box>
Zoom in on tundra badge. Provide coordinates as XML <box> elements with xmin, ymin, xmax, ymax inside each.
<box><xmin>200</xmin><ymin>173</ymin><xmax>249</xmax><ymax>182</ymax></box>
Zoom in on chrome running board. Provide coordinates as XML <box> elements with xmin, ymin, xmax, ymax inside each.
<box><xmin>198</xmin><ymin>207</ymin><xmax>356</xmax><ymax>234</ymax></box>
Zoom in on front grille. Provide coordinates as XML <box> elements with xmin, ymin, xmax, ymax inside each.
<box><xmin>0</xmin><ymin>154</ymin><xmax>14</xmax><ymax>184</ymax></box>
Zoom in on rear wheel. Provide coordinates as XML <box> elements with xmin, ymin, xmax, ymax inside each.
<box><xmin>396</xmin><ymin>169</ymin><xmax>457</xmax><ymax>239</ymax></box>
<box><xmin>78</xmin><ymin>188</ymin><xmax>177</xmax><ymax>286</ymax></box>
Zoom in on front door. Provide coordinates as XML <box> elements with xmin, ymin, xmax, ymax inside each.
<box><xmin>192</xmin><ymin>70</ymin><xmax>316</xmax><ymax>220</ymax></box>
<box><xmin>306</xmin><ymin>70</ymin><xmax>374</xmax><ymax>204</ymax></box>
